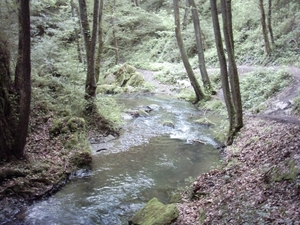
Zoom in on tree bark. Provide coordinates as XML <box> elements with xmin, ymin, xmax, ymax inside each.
<box><xmin>188</xmin><ymin>0</ymin><xmax>214</xmax><ymax>94</ymax></box>
<box><xmin>173</xmin><ymin>0</ymin><xmax>205</xmax><ymax>103</ymax></box>
<box><xmin>182</xmin><ymin>0</ymin><xmax>189</xmax><ymax>30</ymax></box>
<box><xmin>132</xmin><ymin>0</ymin><xmax>140</xmax><ymax>7</ymax></box>
<box><xmin>210</xmin><ymin>0</ymin><xmax>235</xmax><ymax>144</ymax></box>
<box><xmin>259</xmin><ymin>0</ymin><xmax>271</xmax><ymax>55</ymax></box>
<box><xmin>13</xmin><ymin>0</ymin><xmax>31</xmax><ymax>158</ymax></box>
<box><xmin>71</xmin><ymin>0</ymin><xmax>84</xmax><ymax>64</ymax></box>
<box><xmin>0</xmin><ymin>37</ymin><xmax>13</xmax><ymax>160</ymax></box>
<box><xmin>267</xmin><ymin>0</ymin><xmax>275</xmax><ymax>44</ymax></box>
<box><xmin>78</xmin><ymin>0</ymin><xmax>98</xmax><ymax>98</ymax></box>
<box><xmin>221</xmin><ymin>0</ymin><xmax>243</xmax><ymax>130</ymax></box>
<box><xmin>95</xmin><ymin>0</ymin><xmax>104</xmax><ymax>83</ymax></box>
<box><xmin>14</xmin><ymin>0</ymin><xmax>22</xmax><ymax>90</ymax></box>
<box><xmin>112</xmin><ymin>0</ymin><xmax>119</xmax><ymax>65</ymax></box>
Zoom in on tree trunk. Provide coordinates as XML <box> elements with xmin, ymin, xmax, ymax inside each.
<box><xmin>13</xmin><ymin>0</ymin><xmax>31</xmax><ymax>158</ymax></box>
<box><xmin>71</xmin><ymin>0</ymin><xmax>83</xmax><ymax>64</ymax></box>
<box><xmin>95</xmin><ymin>0</ymin><xmax>104</xmax><ymax>83</ymax></box>
<box><xmin>173</xmin><ymin>0</ymin><xmax>205</xmax><ymax>103</ymax></box>
<box><xmin>112</xmin><ymin>0</ymin><xmax>119</xmax><ymax>65</ymax></box>
<box><xmin>78</xmin><ymin>0</ymin><xmax>98</xmax><ymax>98</ymax></box>
<box><xmin>0</xmin><ymin>37</ymin><xmax>13</xmax><ymax>160</ymax></box>
<box><xmin>14</xmin><ymin>0</ymin><xmax>22</xmax><ymax>90</ymax></box>
<box><xmin>221</xmin><ymin>0</ymin><xmax>243</xmax><ymax>131</ymax></box>
<box><xmin>259</xmin><ymin>0</ymin><xmax>271</xmax><ymax>55</ymax></box>
<box><xmin>188</xmin><ymin>0</ymin><xmax>214</xmax><ymax>94</ymax></box>
<box><xmin>210</xmin><ymin>0</ymin><xmax>235</xmax><ymax>144</ymax></box>
<box><xmin>267</xmin><ymin>0</ymin><xmax>275</xmax><ymax>44</ymax></box>
<box><xmin>182</xmin><ymin>0</ymin><xmax>189</xmax><ymax>30</ymax></box>
<box><xmin>133</xmin><ymin>0</ymin><xmax>140</xmax><ymax>7</ymax></box>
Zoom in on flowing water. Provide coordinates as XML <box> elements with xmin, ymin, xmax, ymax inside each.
<box><xmin>21</xmin><ymin>94</ymin><xmax>221</xmax><ymax>225</ymax></box>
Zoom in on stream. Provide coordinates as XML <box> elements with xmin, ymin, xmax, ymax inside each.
<box><xmin>22</xmin><ymin>94</ymin><xmax>221</xmax><ymax>225</ymax></box>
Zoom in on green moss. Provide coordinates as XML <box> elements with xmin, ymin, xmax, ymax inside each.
<box><xmin>240</xmin><ymin>68</ymin><xmax>293</xmax><ymax>110</ymax></box>
<box><xmin>70</xmin><ymin>149</ymin><xmax>92</xmax><ymax>168</ymax></box>
<box><xmin>293</xmin><ymin>95</ymin><xmax>300</xmax><ymax>115</ymax></box>
<box><xmin>176</xmin><ymin>89</ymin><xmax>196</xmax><ymax>102</ymax></box>
<box><xmin>271</xmin><ymin>160</ymin><xmax>298</xmax><ymax>182</ymax></box>
<box><xmin>50</xmin><ymin>116</ymin><xmax>85</xmax><ymax>136</ymax></box>
<box><xmin>129</xmin><ymin>197</ymin><xmax>178</xmax><ymax>225</ymax></box>
<box><xmin>126</xmin><ymin>73</ymin><xmax>145</xmax><ymax>87</ymax></box>
<box><xmin>195</xmin><ymin>118</ymin><xmax>216</xmax><ymax>126</ymax></box>
<box><xmin>125</xmin><ymin>64</ymin><xmax>137</xmax><ymax>73</ymax></box>
<box><xmin>66</xmin><ymin>117</ymin><xmax>85</xmax><ymax>132</ymax></box>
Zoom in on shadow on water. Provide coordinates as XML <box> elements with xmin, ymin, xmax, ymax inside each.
<box><xmin>22</xmin><ymin>94</ymin><xmax>222</xmax><ymax>225</ymax></box>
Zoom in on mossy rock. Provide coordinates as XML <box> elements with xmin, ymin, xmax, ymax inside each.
<box><xmin>50</xmin><ymin>118</ymin><xmax>65</xmax><ymax>136</ymax></box>
<box><xmin>126</xmin><ymin>73</ymin><xmax>145</xmax><ymax>87</ymax></box>
<box><xmin>97</xmin><ymin>84</ymin><xmax>120</xmax><ymax>94</ymax></box>
<box><xmin>70</xmin><ymin>150</ymin><xmax>92</xmax><ymax>168</ymax></box>
<box><xmin>129</xmin><ymin>197</ymin><xmax>178</xmax><ymax>225</ymax></box>
<box><xmin>50</xmin><ymin>116</ymin><xmax>85</xmax><ymax>136</ymax></box>
<box><xmin>103</xmin><ymin>64</ymin><xmax>140</xmax><ymax>88</ymax></box>
<box><xmin>195</xmin><ymin>118</ymin><xmax>216</xmax><ymax>126</ymax></box>
<box><xmin>176</xmin><ymin>89</ymin><xmax>196</xmax><ymax>102</ymax></box>
<box><xmin>125</xmin><ymin>64</ymin><xmax>137</xmax><ymax>73</ymax></box>
<box><xmin>138</xmin><ymin>109</ymin><xmax>150</xmax><ymax>117</ymax></box>
<box><xmin>67</xmin><ymin>117</ymin><xmax>85</xmax><ymax>132</ymax></box>
<box><xmin>102</xmin><ymin>73</ymin><xmax>116</xmax><ymax>85</ymax></box>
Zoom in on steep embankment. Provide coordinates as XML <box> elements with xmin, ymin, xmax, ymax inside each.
<box><xmin>174</xmin><ymin>118</ymin><xmax>300</xmax><ymax>224</ymax></box>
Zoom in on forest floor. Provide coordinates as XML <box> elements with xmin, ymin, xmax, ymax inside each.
<box><xmin>139</xmin><ymin>65</ymin><xmax>300</xmax><ymax>224</ymax></box>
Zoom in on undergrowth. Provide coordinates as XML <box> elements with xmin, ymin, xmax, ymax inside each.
<box><xmin>240</xmin><ymin>68</ymin><xmax>293</xmax><ymax>111</ymax></box>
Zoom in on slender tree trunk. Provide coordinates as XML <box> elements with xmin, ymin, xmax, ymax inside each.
<box><xmin>78</xmin><ymin>0</ymin><xmax>98</xmax><ymax>98</ymax></box>
<box><xmin>13</xmin><ymin>0</ymin><xmax>31</xmax><ymax>158</ymax></box>
<box><xmin>267</xmin><ymin>0</ymin><xmax>275</xmax><ymax>44</ymax></box>
<box><xmin>173</xmin><ymin>0</ymin><xmax>205</xmax><ymax>103</ymax></box>
<box><xmin>15</xmin><ymin>0</ymin><xmax>22</xmax><ymax>90</ymax></box>
<box><xmin>133</xmin><ymin>0</ymin><xmax>140</xmax><ymax>7</ymax></box>
<box><xmin>210</xmin><ymin>0</ymin><xmax>235</xmax><ymax>144</ymax></box>
<box><xmin>182</xmin><ymin>0</ymin><xmax>189</xmax><ymax>30</ymax></box>
<box><xmin>71</xmin><ymin>0</ymin><xmax>83</xmax><ymax>63</ymax></box>
<box><xmin>87</xmin><ymin>0</ymin><xmax>99</xmax><ymax>97</ymax></box>
<box><xmin>112</xmin><ymin>0</ymin><xmax>119</xmax><ymax>65</ymax></box>
<box><xmin>95</xmin><ymin>0</ymin><xmax>104</xmax><ymax>83</ymax></box>
<box><xmin>259</xmin><ymin>0</ymin><xmax>271</xmax><ymax>55</ymax></box>
<box><xmin>221</xmin><ymin>0</ymin><xmax>243</xmax><ymax>130</ymax></box>
<box><xmin>188</xmin><ymin>0</ymin><xmax>214</xmax><ymax>94</ymax></box>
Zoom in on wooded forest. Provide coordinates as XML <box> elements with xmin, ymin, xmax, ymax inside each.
<box><xmin>0</xmin><ymin>0</ymin><xmax>300</xmax><ymax>224</ymax></box>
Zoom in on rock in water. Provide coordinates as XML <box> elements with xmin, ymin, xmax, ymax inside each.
<box><xmin>129</xmin><ymin>197</ymin><xmax>178</xmax><ymax>225</ymax></box>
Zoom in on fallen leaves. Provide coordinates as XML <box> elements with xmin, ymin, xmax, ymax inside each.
<box><xmin>173</xmin><ymin>118</ymin><xmax>300</xmax><ymax>224</ymax></box>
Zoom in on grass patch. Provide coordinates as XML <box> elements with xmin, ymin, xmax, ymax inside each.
<box><xmin>240</xmin><ymin>68</ymin><xmax>293</xmax><ymax>111</ymax></box>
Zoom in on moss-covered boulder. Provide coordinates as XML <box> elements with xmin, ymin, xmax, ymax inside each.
<box><xmin>129</xmin><ymin>197</ymin><xmax>178</xmax><ymax>225</ymax></box>
<box><xmin>97</xmin><ymin>84</ymin><xmax>122</xmax><ymax>94</ymax></box>
<box><xmin>195</xmin><ymin>118</ymin><xmax>216</xmax><ymax>126</ymax></box>
<box><xmin>69</xmin><ymin>149</ymin><xmax>92</xmax><ymax>168</ymax></box>
<box><xmin>50</xmin><ymin>116</ymin><xmax>85</xmax><ymax>136</ymax></box>
<box><xmin>126</xmin><ymin>73</ymin><xmax>145</xmax><ymax>87</ymax></box>
<box><xmin>99</xmin><ymin>63</ymin><xmax>145</xmax><ymax>94</ymax></box>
